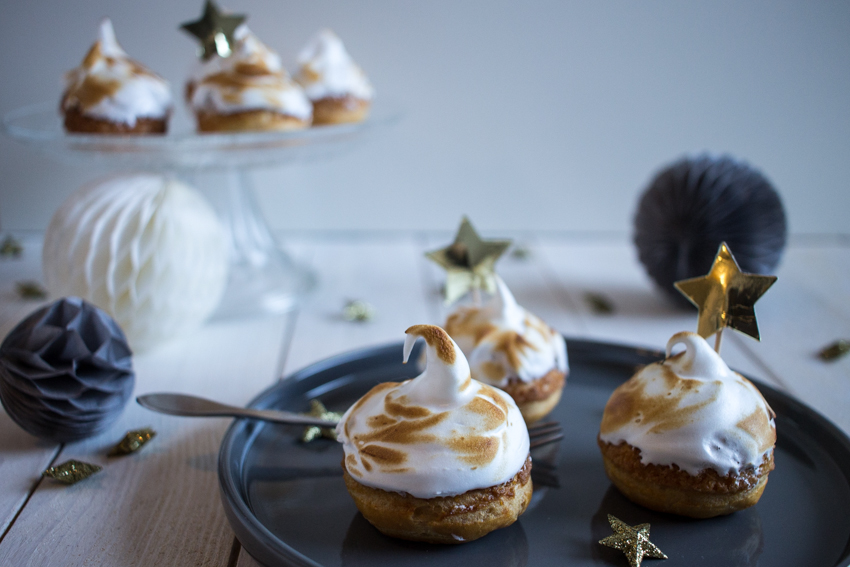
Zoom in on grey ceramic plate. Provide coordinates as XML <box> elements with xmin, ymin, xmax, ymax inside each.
<box><xmin>219</xmin><ymin>339</ymin><xmax>850</xmax><ymax>567</ymax></box>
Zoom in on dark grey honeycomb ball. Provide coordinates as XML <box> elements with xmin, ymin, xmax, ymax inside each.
<box><xmin>633</xmin><ymin>154</ymin><xmax>787</xmax><ymax>306</ymax></box>
<box><xmin>0</xmin><ymin>297</ymin><xmax>134</xmax><ymax>441</ymax></box>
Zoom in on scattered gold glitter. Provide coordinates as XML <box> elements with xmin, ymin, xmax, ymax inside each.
<box><xmin>510</xmin><ymin>244</ymin><xmax>532</xmax><ymax>260</ymax></box>
<box><xmin>16</xmin><ymin>281</ymin><xmax>47</xmax><ymax>300</ymax></box>
<box><xmin>674</xmin><ymin>242</ymin><xmax>776</xmax><ymax>344</ymax></box>
<box><xmin>43</xmin><ymin>460</ymin><xmax>102</xmax><ymax>484</ymax></box>
<box><xmin>0</xmin><ymin>235</ymin><xmax>23</xmax><ymax>259</ymax></box>
<box><xmin>343</xmin><ymin>300</ymin><xmax>375</xmax><ymax>322</ymax></box>
<box><xmin>585</xmin><ymin>292</ymin><xmax>615</xmax><ymax>314</ymax></box>
<box><xmin>599</xmin><ymin>514</ymin><xmax>667</xmax><ymax>567</ymax></box>
<box><xmin>109</xmin><ymin>428</ymin><xmax>156</xmax><ymax>456</ymax></box>
<box><xmin>301</xmin><ymin>400</ymin><xmax>342</xmax><ymax>443</ymax></box>
<box><xmin>426</xmin><ymin>217</ymin><xmax>511</xmax><ymax>304</ymax></box>
<box><xmin>819</xmin><ymin>340</ymin><xmax>850</xmax><ymax>361</ymax></box>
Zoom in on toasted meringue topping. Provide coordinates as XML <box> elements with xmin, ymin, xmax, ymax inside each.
<box><xmin>62</xmin><ymin>19</ymin><xmax>172</xmax><ymax>127</ymax></box>
<box><xmin>188</xmin><ymin>25</ymin><xmax>311</xmax><ymax>119</ymax></box>
<box><xmin>599</xmin><ymin>331</ymin><xmax>776</xmax><ymax>476</ymax></box>
<box><xmin>445</xmin><ymin>277</ymin><xmax>568</xmax><ymax>386</ymax></box>
<box><xmin>337</xmin><ymin>325</ymin><xmax>529</xmax><ymax>498</ymax></box>
<box><xmin>295</xmin><ymin>29</ymin><xmax>374</xmax><ymax>101</ymax></box>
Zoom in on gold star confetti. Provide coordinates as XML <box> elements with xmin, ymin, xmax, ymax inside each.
<box><xmin>819</xmin><ymin>339</ymin><xmax>850</xmax><ymax>361</ymax></box>
<box><xmin>585</xmin><ymin>292</ymin><xmax>615</xmax><ymax>315</ymax></box>
<box><xmin>109</xmin><ymin>428</ymin><xmax>156</xmax><ymax>456</ymax></box>
<box><xmin>180</xmin><ymin>0</ymin><xmax>246</xmax><ymax>60</ymax></box>
<box><xmin>0</xmin><ymin>235</ymin><xmax>23</xmax><ymax>259</ymax></box>
<box><xmin>301</xmin><ymin>400</ymin><xmax>342</xmax><ymax>443</ymax></box>
<box><xmin>43</xmin><ymin>460</ymin><xmax>102</xmax><ymax>485</ymax></box>
<box><xmin>16</xmin><ymin>281</ymin><xmax>47</xmax><ymax>300</ymax></box>
<box><xmin>599</xmin><ymin>514</ymin><xmax>667</xmax><ymax>567</ymax></box>
<box><xmin>510</xmin><ymin>244</ymin><xmax>532</xmax><ymax>260</ymax></box>
<box><xmin>674</xmin><ymin>242</ymin><xmax>776</xmax><ymax>348</ymax></box>
<box><xmin>343</xmin><ymin>299</ymin><xmax>375</xmax><ymax>322</ymax></box>
<box><xmin>426</xmin><ymin>217</ymin><xmax>511</xmax><ymax>304</ymax></box>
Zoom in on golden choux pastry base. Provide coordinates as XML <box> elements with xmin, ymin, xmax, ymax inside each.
<box><xmin>342</xmin><ymin>456</ymin><xmax>532</xmax><ymax>544</ymax></box>
<box><xmin>503</xmin><ymin>369</ymin><xmax>566</xmax><ymax>424</ymax></box>
<box><xmin>63</xmin><ymin>106</ymin><xmax>167</xmax><ymax>134</ymax></box>
<box><xmin>195</xmin><ymin>110</ymin><xmax>311</xmax><ymax>132</ymax></box>
<box><xmin>599</xmin><ymin>441</ymin><xmax>773</xmax><ymax>519</ymax></box>
<box><xmin>311</xmin><ymin>96</ymin><xmax>370</xmax><ymax>125</ymax></box>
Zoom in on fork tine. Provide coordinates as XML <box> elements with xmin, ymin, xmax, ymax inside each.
<box><xmin>530</xmin><ymin>420</ymin><xmax>559</xmax><ymax>430</ymax></box>
<box><xmin>529</xmin><ymin>432</ymin><xmax>563</xmax><ymax>449</ymax></box>
<box><xmin>529</xmin><ymin>423</ymin><xmax>562</xmax><ymax>437</ymax></box>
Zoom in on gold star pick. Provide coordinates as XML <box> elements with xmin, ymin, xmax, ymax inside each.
<box><xmin>180</xmin><ymin>0</ymin><xmax>246</xmax><ymax>60</ymax></box>
<box><xmin>674</xmin><ymin>242</ymin><xmax>776</xmax><ymax>349</ymax></box>
<box><xmin>426</xmin><ymin>217</ymin><xmax>511</xmax><ymax>304</ymax></box>
<box><xmin>301</xmin><ymin>400</ymin><xmax>342</xmax><ymax>443</ymax></box>
<box><xmin>599</xmin><ymin>514</ymin><xmax>667</xmax><ymax>567</ymax></box>
<box><xmin>109</xmin><ymin>428</ymin><xmax>156</xmax><ymax>456</ymax></box>
<box><xmin>43</xmin><ymin>460</ymin><xmax>102</xmax><ymax>485</ymax></box>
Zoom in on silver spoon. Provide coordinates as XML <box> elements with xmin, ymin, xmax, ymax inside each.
<box><xmin>137</xmin><ymin>393</ymin><xmax>340</xmax><ymax>427</ymax></box>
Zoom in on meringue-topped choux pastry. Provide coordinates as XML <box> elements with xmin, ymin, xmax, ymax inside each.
<box><xmin>186</xmin><ymin>25</ymin><xmax>312</xmax><ymax>132</ymax></box>
<box><xmin>444</xmin><ymin>277</ymin><xmax>568</xmax><ymax>424</ymax></box>
<box><xmin>598</xmin><ymin>331</ymin><xmax>776</xmax><ymax>518</ymax></box>
<box><xmin>337</xmin><ymin>325</ymin><xmax>532</xmax><ymax>544</ymax></box>
<box><xmin>294</xmin><ymin>29</ymin><xmax>374</xmax><ymax>125</ymax></box>
<box><xmin>62</xmin><ymin>19</ymin><xmax>172</xmax><ymax>134</ymax></box>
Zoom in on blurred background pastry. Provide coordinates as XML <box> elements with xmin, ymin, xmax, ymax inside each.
<box><xmin>61</xmin><ymin>18</ymin><xmax>172</xmax><ymax>134</ymax></box>
<box><xmin>444</xmin><ymin>277</ymin><xmax>568</xmax><ymax>423</ymax></box>
<box><xmin>337</xmin><ymin>324</ymin><xmax>531</xmax><ymax>543</ymax></box>
<box><xmin>295</xmin><ymin>29</ymin><xmax>374</xmax><ymax>125</ymax></box>
<box><xmin>186</xmin><ymin>25</ymin><xmax>312</xmax><ymax>132</ymax></box>
<box><xmin>597</xmin><ymin>331</ymin><xmax>776</xmax><ymax>518</ymax></box>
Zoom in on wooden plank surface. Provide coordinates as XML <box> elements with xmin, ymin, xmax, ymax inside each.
<box><xmin>0</xmin><ymin>234</ymin><xmax>848</xmax><ymax>567</ymax></box>
<box><xmin>0</xmin><ymin>234</ymin><xmax>60</xmax><ymax>539</ymax></box>
<box><xmin>0</xmin><ymin>309</ymin><xmax>290</xmax><ymax>566</ymax></box>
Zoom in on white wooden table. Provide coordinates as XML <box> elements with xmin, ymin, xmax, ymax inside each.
<box><xmin>0</xmin><ymin>232</ymin><xmax>847</xmax><ymax>566</ymax></box>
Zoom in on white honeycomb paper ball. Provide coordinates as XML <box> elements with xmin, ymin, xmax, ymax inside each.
<box><xmin>43</xmin><ymin>174</ymin><xmax>229</xmax><ymax>351</ymax></box>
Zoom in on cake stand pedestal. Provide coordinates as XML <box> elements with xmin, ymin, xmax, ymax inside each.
<box><xmin>2</xmin><ymin>102</ymin><xmax>399</xmax><ymax>319</ymax></box>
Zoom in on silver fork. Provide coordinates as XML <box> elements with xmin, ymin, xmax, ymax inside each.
<box><xmin>137</xmin><ymin>393</ymin><xmax>564</xmax><ymax>447</ymax></box>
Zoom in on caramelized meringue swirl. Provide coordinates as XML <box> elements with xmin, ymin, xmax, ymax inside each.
<box><xmin>187</xmin><ymin>25</ymin><xmax>311</xmax><ymax>120</ymax></box>
<box><xmin>445</xmin><ymin>277</ymin><xmax>568</xmax><ymax>386</ymax></box>
<box><xmin>599</xmin><ymin>331</ymin><xmax>776</xmax><ymax>476</ymax></box>
<box><xmin>336</xmin><ymin>325</ymin><xmax>529</xmax><ymax>498</ymax></box>
<box><xmin>62</xmin><ymin>19</ymin><xmax>172</xmax><ymax>126</ymax></box>
<box><xmin>295</xmin><ymin>29</ymin><xmax>374</xmax><ymax>101</ymax></box>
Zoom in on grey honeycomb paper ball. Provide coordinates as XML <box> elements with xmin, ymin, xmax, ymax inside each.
<box><xmin>633</xmin><ymin>154</ymin><xmax>787</xmax><ymax>306</ymax></box>
<box><xmin>0</xmin><ymin>297</ymin><xmax>135</xmax><ymax>441</ymax></box>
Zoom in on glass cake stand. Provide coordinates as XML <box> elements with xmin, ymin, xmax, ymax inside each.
<box><xmin>2</xmin><ymin>102</ymin><xmax>400</xmax><ymax>319</ymax></box>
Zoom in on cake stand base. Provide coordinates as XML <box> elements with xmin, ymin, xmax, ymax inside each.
<box><xmin>191</xmin><ymin>168</ymin><xmax>316</xmax><ymax>321</ymax></box>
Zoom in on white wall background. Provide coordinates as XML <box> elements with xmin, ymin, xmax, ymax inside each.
<box><xmin>1</xmin><ymin>1</ymin><xmax>848</xmax><ymax>235</ymax></box>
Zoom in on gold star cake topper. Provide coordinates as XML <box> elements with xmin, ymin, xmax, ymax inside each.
<box><xmin>674</xmin><ymin>242</ymin><xmax>776</xmax><ymax>351</ymax></box>
<box><xmin>181</xmin><ymin>0</ymin><xmax>246</xmax><ymax>60</ymax></box>
<box><xmin>426</xmin><ymin>217</ymin><xmax>511</xmax><ymax>304</ymax></box>
<box><xmin>599</xmin><ymin>514</ymin><xmax>667</xmax><ymax>567</ymax></box>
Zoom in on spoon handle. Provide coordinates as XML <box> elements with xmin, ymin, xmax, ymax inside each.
<box><xmin>136</xmin><ymin>393</ymin><xmax>340</xmax><ymax>427</ymax></box>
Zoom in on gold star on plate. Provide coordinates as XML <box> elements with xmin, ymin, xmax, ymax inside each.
<box><xmin>674</xmin><ymin>242</ymin><xmax>776</xmax><ymax>342</ymax></box>
<box><xmin>301</xmin><ymin>400</ymin><xmax>342</xmax><ymax>443</ymax></box>
<box><xmin>599</xmin><ymin>514</ymin><xmax>667</xmax><ymax>567</ymax></box>
<box><xmin>426</xmin><ymin>217</ymin><xmax>511</xmax><ymax>304</ymax></box>
<box><xmin>181</xmin><ymin>0</ymin><xmax>246</xmax><ymax>60</ymax></box>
